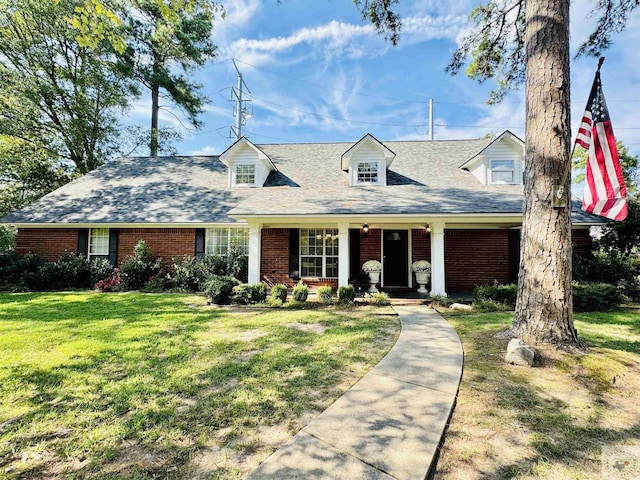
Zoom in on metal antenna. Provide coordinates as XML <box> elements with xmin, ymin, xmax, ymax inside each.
<box><xmin>229</xmin><ymin>59</ymin><xmax>253</xmax><ymax>140</ymax></box>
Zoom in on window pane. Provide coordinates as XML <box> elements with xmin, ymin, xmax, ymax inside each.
<box><xmin>492</xmin><ymin>160</ymin><xmax>514</xmax><ymax>170</ymax></box>
<box><xmin>326</xmin><ymin>257</ymin><xmax>339</xmax><ymax>278</ymax></box>
<box><xmin>236</xmin><ymin>164</ymin><xmax>256</xmax><ymax>185</ymax></box>
<box><xmin>89</xmin><ymin>228</ymin><xmax>109</xmax><ymax>256</ymax></box>
<box><xmin>301</xmin><ymin>257</ymin><xmax>322</xmax><ymax>277</ymax></box>
<box><xmin>357</xmin><ymin>162</ymin><xmax>379</xmax><ymax>184</ymax></box>
<box><xmin>229</xmin><ymin>228</ymin><xmax>249</xmax><ymax>255</ymax></box>
<box><xmin>206</xmin><ymin>227</ymin><xmax>249</xmax><ymax>256</ymax></box>
<box><xmin>492</xmin><ymin>170</ymin><xmax>514</xmax><ymax>183</ymax></box>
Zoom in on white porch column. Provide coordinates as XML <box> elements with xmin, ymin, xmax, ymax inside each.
<box><xmin>248</xmin><ymin>222</ymin><xmax>262</xmax><ymax>284</ymax></box>
<box><xmin>338</xmin><ymin>221</ymin><xmax>350</xmax><ymax>287</ymax></box>
<box><xmin>430</xmin><ymin>222</ymin><xmax>446</xmax><ymax>296</ymax></box>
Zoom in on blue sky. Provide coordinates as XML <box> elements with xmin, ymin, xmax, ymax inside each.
<box><xmin>124</xmin><ymin>0</ymin><xmax>640</xmax><ymax>160</ymax></box>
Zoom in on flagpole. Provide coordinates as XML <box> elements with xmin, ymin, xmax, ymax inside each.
<box><xmin>554</xmin><ymin>57</ymin><xmax>605</xmax><ymax>208</ymax></box>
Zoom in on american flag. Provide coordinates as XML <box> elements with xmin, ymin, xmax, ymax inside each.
<box><xmin>575</xmin><ymin>70</ymin><xmax>628</xmax><ymax>221</ymax></box>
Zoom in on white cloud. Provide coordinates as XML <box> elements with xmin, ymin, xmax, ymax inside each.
<box><xmin>188</xmin><ymin>145</ymin><xmax>218</xmax><ymax>156</ymax></box>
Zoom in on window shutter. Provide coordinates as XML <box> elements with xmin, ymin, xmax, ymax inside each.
<box><xmin>108</xmin><ymin>229</ymin><xmax>119</xmax><ymax>266</ymax></box>
<box><xmin>77</xmin><ymin>229</ymin><xmax>89</xmax><ymax>258</ymax></box>
<box><xmin>195</xmin><ymin>229</ymin><xmax>205</xmax><ymax>258</ymax></box>
<box><xmin>289</xmin><ymin>229</ymin><xmax>300</xmax><ymax>279</ymax></box>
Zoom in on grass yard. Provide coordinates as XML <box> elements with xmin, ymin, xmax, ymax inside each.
<box><xmin>435</xmin><ymin>306</ymin><xmax>640</xmax><ymax>479</ymax></box>
<box><xmin>0</xmin><ymin>292</ymin><xmax>399</xmax><ymax>479</ymax></box>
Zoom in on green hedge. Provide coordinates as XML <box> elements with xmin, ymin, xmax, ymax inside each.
<box><xmin>572</xmin><ymin>281</ymin><xmax>625</xmax><ymax>312</ymax></box>
<box><xmin>472</xmin><ymin>283</ymin><xmax>517</xmax><ymax>308</ymax></box>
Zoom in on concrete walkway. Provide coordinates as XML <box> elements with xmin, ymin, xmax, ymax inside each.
<box><xmin>247</xmin><ymin>305</ymin><xmax>463</xmax><ymax>480</ymax></box>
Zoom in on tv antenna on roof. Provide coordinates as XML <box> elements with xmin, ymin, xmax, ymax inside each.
<box><xmin>229</xmin><ymin>59</ymin><xmax>253</xmax><ymax>140</ymax></box>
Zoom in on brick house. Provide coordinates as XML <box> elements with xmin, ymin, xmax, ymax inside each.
<box><xmin>0</xmin><ymin>131</ymin><xmax>602</xmax><ymax>295</ymax></box>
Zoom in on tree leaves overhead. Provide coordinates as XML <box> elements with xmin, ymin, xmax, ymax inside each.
<box><xmin>0</xmin><ymin>0</ymin><xmax>136</xmax><ymax>173</ymax></box>
<box><xmin>352</xmin><ymin>0</ymin><xmax>402</xmax><ymax>45</ymax></box>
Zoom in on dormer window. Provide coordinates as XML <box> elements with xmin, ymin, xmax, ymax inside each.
<box><xmin>491</xmin><ymin>160</ymin><xmax>515</xmax><ymax>184</ymax></box>
<box><xmin>219</xmin><ymin>137</ymin><xmax>278</xmax><ymax>188</ymax></box>
<box><xmin>236</xmin><ymin>164</ymin><xmax>256</xmax><ymax>185</ymax></box>
<box><xmin>356</xmin><ymin>161</ymin><xmax>379</xmax><ymax>184</ymax></box>
<box><xmin>342</xmin><ymin>133</ymin><xmax>395</xmax><ymax>187</ymax></box>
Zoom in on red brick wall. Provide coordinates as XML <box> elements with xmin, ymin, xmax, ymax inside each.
<box><xmin>445</xmin><ymin>229</ymin><xmax>511</xmax><ymax>291</ymax></box>
<box><xmin>359</xmin><ymin>228</ymin><xmax>381</xmax><ymax>268</ymax></box>
<box><xmin>261</xmin><ymin>228</ymin><xmax>292</xmax><ymax>286</ymax></box>
<box><xmin>572</xmin><ymin>229</ymin><xmax>593</xmax><ymax>257</ymax></box>
<box><xmin>116</xmin><ymin>228</ymin><xmax>195</xmax><ymax>265</ymax></box>
<box><xmin>411</xmin><ymin>229</ymin><xmax>431</xmax><ymax>264</ymax></box>
<box><xmin>15</xmin><ymin>228</ymin><xmax>80</xmax><ymax>261</ymax></box>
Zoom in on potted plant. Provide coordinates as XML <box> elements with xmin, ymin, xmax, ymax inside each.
<box><xmin>412</xmin><ymin>260</ymin><xmax>431</xmax><ymax>294</ymax></box>
<box><xmin>362</xmin><ymin>260</ymin><xmax>382</xmax><ymax>293</ymax></box>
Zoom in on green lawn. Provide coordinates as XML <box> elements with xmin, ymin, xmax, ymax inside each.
<box><xmin>0</xmin><ymin>292</ymin><xmax>399</xmax><ymax>479</ymax></box>
<box><xmin>435</xmin><ymin>307</ymin><xmax>640</xmax><ymax>479</ymax></box>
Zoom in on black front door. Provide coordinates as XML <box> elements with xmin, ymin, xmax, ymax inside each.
<box><xmin>383</xmin><ymin>230</ymin><xmax>408</xmax><ymax>287</ymax></box>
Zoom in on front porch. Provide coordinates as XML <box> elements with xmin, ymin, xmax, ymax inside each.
<box><xmin>244</xmin><ymin>218</ymin><xmax>527</xmax><ymax>297</ymax></box>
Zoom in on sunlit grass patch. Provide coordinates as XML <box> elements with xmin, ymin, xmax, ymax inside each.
<box><xmin>0</xmin><ymin>292</ymin><xmax>399</xmax><ymax>479</ymax></box>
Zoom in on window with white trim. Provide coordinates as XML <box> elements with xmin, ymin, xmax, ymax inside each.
<box><xmin>88</xmin><ymin>228</ymin><xmax>109</xmax><ymax>261</ymax></box>
<box><xmin>490</xmin><ymin>160</ymin><xmax>515</xmax><ymax>183</ymax></box>
<box><xmin>356</xmin><ymin>161</ymin><xmax>379</xmax><ymax>184</ymax></box>
<box><xmin>205</xmin><ymin>228</ymin><xmax>249</xmax><ymax>256</ymax></box>
<box><xmin>300</xmin><ymin>228</ymin><xmax>339</xmax><ymax>278</ymax></box>
<box><xmin>235</xmin><ymin>164</ymin><xmax>256</xmax><ymax>185</ymax></box>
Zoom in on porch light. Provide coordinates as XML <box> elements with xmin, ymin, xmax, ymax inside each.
<box><xmin>362</xmin><ymin>224</ymin><xmax>369</xmax><ymax>238</ymax></box>
<box><xmin>425</xmin><ymin>225</ymin><xmax>431</xmax><ymax>235</ymax></box>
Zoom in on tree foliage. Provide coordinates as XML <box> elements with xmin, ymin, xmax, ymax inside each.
<box><xmin>0</xmin><ymin>0</ymin><xmax>137</xmax><ymax>173</ymax></box>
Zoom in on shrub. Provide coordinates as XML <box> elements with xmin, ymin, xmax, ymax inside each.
<box><xmin>119</xmin><ymin>240</ymin><xmax>161</xmax><ymax>290</ymax></box>
<box><xmin>171</xmin><ymin>255</ymin><xmax>226</xmax><ymax>292</ymax></box>
<box><xmin>95</xmin><ymin>268</ymin><xmax>122</xmax><ymax>292</ymax></box>
<box><xmin>0</xmin><ymin>252</ymin><xmax>43</xmax><ymax>290</ymax></box>
<box><xmin>364</xmin><ymin>292</ymin><xmax>390</xmax><ymax>306</ymax></box>
<box><xmin>205</xmin><ymin>275</ymin><xmax>240</xmax><ymax>305</ymax></box>
<box><xmin>251</xmin><ymin>283</ymin><xmax>268</xmax><ymax>303</ymax></box>
<box><xmin>429</xmin><ymin>294</ymin><xmax>454</xmax><ymax>308</ymax></box>
<box><xmin>24</xmin><ymin>253</ymin><xmax>92</xmax><ymax>291</ymax></box>
<box><xmin>474</xmin><ymin>300</ymin><xmax>511</xmax><ymax>312</ymax></box>
<box><xmin>226</xmin><ymin>236</ymin><xmax>248</xmax><ymax>283</ymax></box>
<box><xmin>292</xmin><ymin>281</ymin><xmax>308</xmax><ymax>302</ymax></box>
<box><xmin>337</xmin><ymin>285</ymin><xmax>356</xmax><ymax>303</ymax></box>
<box><xmin>317</xmin><ymin>285</ymin><xmax>333</xmax><ymax>304</ymax></box>
<box><xmin>271</xmin><ymin>284</ymin><xmax>288</xmax><ymax>303</ymax></box>
<box><xmin>0</xmin><ymin>225</ymin><xmax>15</xmax><ymax>253</ymax></box>
<box><xmin>473</xmin><ymin>283</ymin><xmax>517</xmax><ymax>307</ymax></box>
<box><xmin>268</xmin><ymin>297</ymin><xmax>284</xmax><ymax>307</ymax></box>
<box><xmin>573</xmin><ymin>281</ymin><xmax>625</xmax><ymax>312</ymax></box>
<box><xmin>574</xmin><ymin>251</ymin><xmax>640</xmax><ymax>300</ymax></box>
<box><xmin>90</xmin><ymin>258</ymin><xmax>115</xmax><ymax>286</ymax></box>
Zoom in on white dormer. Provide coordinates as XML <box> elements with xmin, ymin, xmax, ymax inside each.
<box><xmin>342</xmin><ymin>134</ymin><xmax>396</xmax><ymax>187</ymax></box>
<box><xmin>460</xmin><ymin>130</ymin><xmax>525</xmax><ymax>185</ymax></box>
<box><xmin>219</xmin><ymin>137</ymin><xmax>277</xmax><ymax>188</ymax></box>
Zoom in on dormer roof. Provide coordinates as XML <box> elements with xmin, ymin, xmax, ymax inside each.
<box><xmin>341</xmin><ymin>133</ymin><xmax>396</xmax><ymax>171</ymax></box>
<box><xmin>459</xmin><ymin>130</ymin><xmax>524</xmax><ymax>169</ymax></box>
<box><xmin>219</xmin><ymin>137</ymin><xmax>278</xmax><ymax>172</ymax></box>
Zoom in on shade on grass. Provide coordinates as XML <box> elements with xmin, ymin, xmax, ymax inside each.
<box><xmin>0</xmin><ymin>292</ymin><xmax>399</xmax><ymax>479</ymax></box>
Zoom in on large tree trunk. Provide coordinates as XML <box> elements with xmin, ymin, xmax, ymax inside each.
<box><xmin>512</xmin><ymin>0</ymin><xmax>579</xmax><ymax>346</ymax></box>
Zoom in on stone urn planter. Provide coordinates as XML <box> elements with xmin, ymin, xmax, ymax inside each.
<box><xmin>412</xmin><ymin>260</ymin><xmax>431</xmax><ymax>294</ymax></box>
<box><xmin>362</xmin><ymin>260</ymin><xmax>382</xmax><ymax>293</ymax></box>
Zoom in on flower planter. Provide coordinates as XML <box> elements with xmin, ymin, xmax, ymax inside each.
<box><xmin>414</xmin><ymin>271</ymin><xmax>430</xmax><ymax>294</ymax></box>
<box><xmin>367</xmin><ymin>270</ymin><xmax>380</xmax><ymax>293</ymax></box>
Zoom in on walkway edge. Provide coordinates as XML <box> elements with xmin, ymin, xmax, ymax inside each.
<box><xmin>247</xmin><ymin>305</ymin><xmax>463</xmax><ymax>480</ymax></box>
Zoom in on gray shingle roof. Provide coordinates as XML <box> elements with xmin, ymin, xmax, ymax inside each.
<box><xmin>0</xmin><ymin>137</ymin><xmax>603</xmax><ymax>224</ymax></box>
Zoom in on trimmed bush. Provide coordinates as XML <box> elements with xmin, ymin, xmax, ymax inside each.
<box><xmin>24</xmin><ymin>253</ymin><xmax>92</xmax><ymax>291</ymax></box>
<box><xmin>573</xmin><ymin>281</ymin><xmax>625</xmax><ymax>312</ymax></box>
<box><xmin>473</xmin><ymin>283</ymin><xmax>517</xmax><ymax>307</ymax></box>
<box><xmin>271</xmin><ymin>284</ymin><xmax>288</xmax><ymax>303</ymax></box>
<box><xmin>474</xmin><ymin>300</ymin><xmax>511</xmax><ymax>312</ymax></box>
<box><xmin>119</xmin><ymin>240</ymin><xmax>162</xmax><ymax>290</ymax></box>
<box><xmin>364</xmin><ymin>292</ymin><xmax>390</xmax><ymax>306</ymax></box>
<box><xmin>205</xmin><ymin>275</ymin><xmax>240</xmax><ymax>305</ymax></box>
<box><xmin>0</xmin><ymin>252</ymin><xmax>43</xmax><ymax>290</ymax></box>
<box><xmin>95</xmin><ymin>269</ymin><xmax>122</xmax><ymax>292</ymax></box>
<box><xmin>337</xmin><ymin>285</ymin><xmax>356</xmax><ymax>303</ymax></box>
<box><xmin>292</xmin><ymin>281</ymin><xmax>308</xmax><ymax>302</ymax></box>
<box><xmin>90</xmin><ymin>258</ymin><xmax>115</xmax><ymax>286</ymax></box>
<box><xmin>317</xmin><ymin>285</ymin><xmax>333</xmax><ymax>304</ymax></box>
<box><xmin>171</xmin><ymin>255</ymin><xmax>227</xmax><ymax>292</ymax></box>
<box><xmin>231</xmin><ymin>283</ymin><xmax>268</xmax><ymax>305</ymax></box>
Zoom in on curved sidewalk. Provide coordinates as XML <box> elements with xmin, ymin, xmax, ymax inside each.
<box><xmin>247</xmin><ymin>305</ymin><xmax>463</xmax><ymax>480</ymax></box>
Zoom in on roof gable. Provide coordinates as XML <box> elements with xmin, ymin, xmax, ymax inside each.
<box><xmin>341</xmin><ymin>133</ymin><xmax>396</xmax><ymax>171</ymax></box>
<box><xmin>459</xmin><ymin>130</ymin><xmax>524</xmax><ymax>169</ymax></box>
<box><xmin>219</xmin><ymin>137</ymin><xmax>278</xmax><ymax>172</ymax></box>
